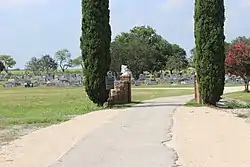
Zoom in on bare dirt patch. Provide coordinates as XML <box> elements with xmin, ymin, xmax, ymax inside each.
<box><xmin>0</xmin><ymin>125</ymin><xmax>44</xmax><ymax>148</ymax></box>
<box><xmin>168</xmin><ymin>106</ymin><xmax>250</xmax><ymax>167</ymax></box>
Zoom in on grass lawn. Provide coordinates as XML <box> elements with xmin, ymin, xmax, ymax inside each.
<box><xmin>133</xmin><ymin>83</ymin><xmax>243</xmax><ymax>88</ymax></box>
<box><xmin>0</xmin><ymin>86</ymin><xmax>193</xmax><ymax>143</ymax></box>
<box><xmin>184</xmin><ymin>99</ymin><xmax>203</xmax><ymax>107</ymax></box>
<box><xmin>223</xmin><ymin>91</ymin><xmax>250</xmax><ymax>102</ymax></box>
<box><xmin>185</xmin><ymin>91</ymin><xmax>250</xmax><ymax>108</ymax></box>
<box><xmin>223</xmin><ymin>91</ymin><xmax>250</xmax><ymax>118</ymax></box>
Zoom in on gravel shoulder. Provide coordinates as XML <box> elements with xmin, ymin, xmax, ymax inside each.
<box><xmin>168</xmin><ymin>106</ymin><xmax>250</xmax><ymax>167</ymax></box>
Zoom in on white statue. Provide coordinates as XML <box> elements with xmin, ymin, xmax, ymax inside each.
<box><xmin>121</xmin><ymin>65</ymin><xmax>127</xmax><ymax>74</ymax></box>
<box><xmin>121</xmin><ymin>65</ymin><xmax>131</xmax><ymax>76</ymax></box>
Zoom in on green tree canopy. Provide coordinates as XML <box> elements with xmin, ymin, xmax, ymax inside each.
<box><xmin>110</xmin><ymin>25</ymin><xmax>172</xmax><ymax>78</ymax></box>
<box><xmin>72</xmin><ymin>56</ymin><xmax>84</xmax><ymax>70</ymax></box>
<box><xmin>25</xmin><ymin>57</ymin><xmax>41</xmax><ymax>75</ymax></box>
<box><xmin>54</xmin><ymin>49</ymin><xmax>72</xmax><ymax>72</ymax></box>
<box><xmin>111</xmin><ymin>34</ymin><xmax>158</xmax><ymax>79</ymax></box>
<box><xmin>0</xmin><ymin>55</ymin><xmax>16</xmax><ymax>71</ymax></box>
<box><xmin>166</xmin><ymin>44</ymin><xmax>188</xmax><ymax>74</ymax></box>
<box><xmin>25</xmin><ymin>55</ymin><xmax>57</xmax><ymax>75</ymax></box>
<box><xmin>39</xmin><ymin>54</ymin><xmax>58</xmax><ymax>74</ymax></box>
<box><xmin>231</xmin><ymin>36</ymin><xmax>250</xmax><ymax>45</ymax></box>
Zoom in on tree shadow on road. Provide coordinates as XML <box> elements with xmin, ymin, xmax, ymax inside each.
<box><xmin>113</xmin><ymin>101</ymin><xmax>184</xmax><ymax>109</ymax></box>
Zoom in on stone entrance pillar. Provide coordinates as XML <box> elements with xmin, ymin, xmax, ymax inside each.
<box><xmin>120</xmin><ymin>73</ymin><xmax>132</xmax><ymax>103</ymax></box>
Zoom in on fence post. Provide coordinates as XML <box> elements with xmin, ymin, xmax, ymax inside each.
<box><xmin>194</xmin><ymin>74</ymin><xmax>201</xmax><ymax>104</ymax></box>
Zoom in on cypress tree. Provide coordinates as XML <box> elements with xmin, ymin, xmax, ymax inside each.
<box><xmin>194</xmin><ymin>0</ymin><xmax>225</xmax><ymax>105</ymax></box>
<box><xmin>81</xmin><ymin>0</ymin><xmax>111</xmax><ymax>106</ymax></box>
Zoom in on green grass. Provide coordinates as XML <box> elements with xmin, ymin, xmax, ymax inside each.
<box><xmin>185</xmin><ymin>99</ymin><xmax>203</xmax><ymax>107</ymax></box>
<box><xmin>0</xmin><ymin>87</ymin><xmax>100</xmax><ymax>127</ymax></box>
<box><xmin>133</xmin><ymin>83</ymin><xmax>243</xmax><ymax>88</ymax></box>
<box><xmin>224</xmin><ymin>91</ymin><xmax>250</xmax><ymax>102</ymax></box>
<box><xmin>185</xmin><ymin>88</ymin><xmax>248</xmax><ymax>108</ymax></box>
<box><xmin>224</xmin><ymin>101</ymin><xmax>250</xmax><ymax>109</ymax></box>
<box><xmin>223</xmin><ymin>91</ymin><xmax>250</xmax><ymax>110</ymax></box>
<box><xmin>221</xmin><ymin>91</ymin><xmax>250</xmax><ymax>119</ymax></box>
<box><xmin>132</xmin><ymin>88</ymin><xmax>193</xmax><ymax>101</ymax></box>
<box><xmin>0</xmin><ymin>86</ymin><xmax>193</xmax><ymax>129</ymax></box>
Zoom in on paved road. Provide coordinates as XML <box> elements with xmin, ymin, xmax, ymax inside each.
<box><xmin>50</xmin><ymin>87</ymin><xmax>243</xmax><ymax>167</ymax></box>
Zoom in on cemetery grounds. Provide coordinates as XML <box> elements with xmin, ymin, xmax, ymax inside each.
<box><xmin>0</xmin><ymin>84</ymin><xmax>194</xmax><ymax>146</ymax></box>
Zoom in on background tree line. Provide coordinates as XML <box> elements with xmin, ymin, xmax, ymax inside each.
<box><xmin>0</xmin><ymin>49</ymin><xmax>84</xmax><ymax>75</ymax></box>
<box><xmin>1</xmin><ymin>34</ymin><xmax>250</xmax><ymax>81</ymax></box>
<box><xmin>110</xmin><ymin>26</ymin><xmax>189</xmax><ymax>79</ymax></box>
<box><xmin>25</xmin><ymin>49</ymin><xmax>84</xmax><ymax>75</ymax></box>
<box><xmin>0</xmin><ymin>25</ymin><xmax>190</xmax><ymax>77</ymax></box>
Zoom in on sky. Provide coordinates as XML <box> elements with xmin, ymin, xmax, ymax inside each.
<box><xmin>0</xmin><ymin>0</ymin><xmax>250</xmax><ymax>68</ymax></box>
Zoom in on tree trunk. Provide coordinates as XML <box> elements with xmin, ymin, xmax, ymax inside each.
<box><xmin>80</xmin><ymin>64</ymin><xmax>84</xmax><ymax>70</ymax></box>
<box><xmin>134</xmin><ymin>73</ymin><xmax>140</xmax><ymax>80</ymax></box>
<box><xmin>3</xmin><ymin>68</ymin><xmax>8</xmax><ymax>74</ymax></box>
<box><xmin>244</xmin><ymin>80</ymin><xmax>249</xmax><ymax>92</ymax></box>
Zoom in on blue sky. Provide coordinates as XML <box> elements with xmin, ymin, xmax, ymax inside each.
<box><xmin>0</xmin><ymin>0</ymin><xmax>250</xmax><ymax>68</ymax></box>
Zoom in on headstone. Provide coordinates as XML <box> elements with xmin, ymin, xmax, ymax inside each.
<box><xmin>3</xmin><ymin>82</ymin><xmax>14</xmax><ymax>87</ymax></box>
<box><xmin>105</xmin><ymin>71</ymin><xmax>115</xmax><ymax>90</ymax></box>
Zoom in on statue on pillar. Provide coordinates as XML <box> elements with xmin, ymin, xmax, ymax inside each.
<box><xmin>121</xmin><ymin>65</ymin><xmax>131</xmax><ymax>76</ymax></box>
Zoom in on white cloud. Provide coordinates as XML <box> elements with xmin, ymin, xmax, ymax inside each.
<box><xmin>0</xmin><ymin>0</ymin><xmax>47</xmax><ymax>8</ymax></box>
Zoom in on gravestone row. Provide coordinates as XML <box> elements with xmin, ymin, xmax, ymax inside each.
<box><xmin>1</xmin><ymin>73</ymin><xmax>83</xmax><ymax>88</ymax></box>
<box><xmin>0</xmin><ymin>72</ymin><xmax>244</xmax><ymax>88</ymax></box>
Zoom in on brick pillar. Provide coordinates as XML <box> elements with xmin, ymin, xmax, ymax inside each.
<box><xmin>123</xmin><ymin>81</ymin><xmax>129</xmax><ymax>103</ymax></box>
<box><xmin>128</xmin><ymin>77</ymin><xmax>131</xmax><ymax>103</ymax></box>
<box><xmin>121</xmin><ymin>74</ymin><xmax>131</xmax><ymax>103</ymax></box>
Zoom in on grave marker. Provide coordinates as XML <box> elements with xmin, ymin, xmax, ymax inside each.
<box><xmin>105</xmin><ymin>71</ymin><xmax>115</xmax><ymax>90</ymax></box>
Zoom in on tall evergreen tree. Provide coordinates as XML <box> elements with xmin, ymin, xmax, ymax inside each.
<box><xmin>81</xmin><ymin>0</ymin><xmax>111</xmax><ymax>105</ymax></box>
<box><xmin>194</xmin><ymin>0</ymin><xmax>225</xmax><ymax>105</ymax></box>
